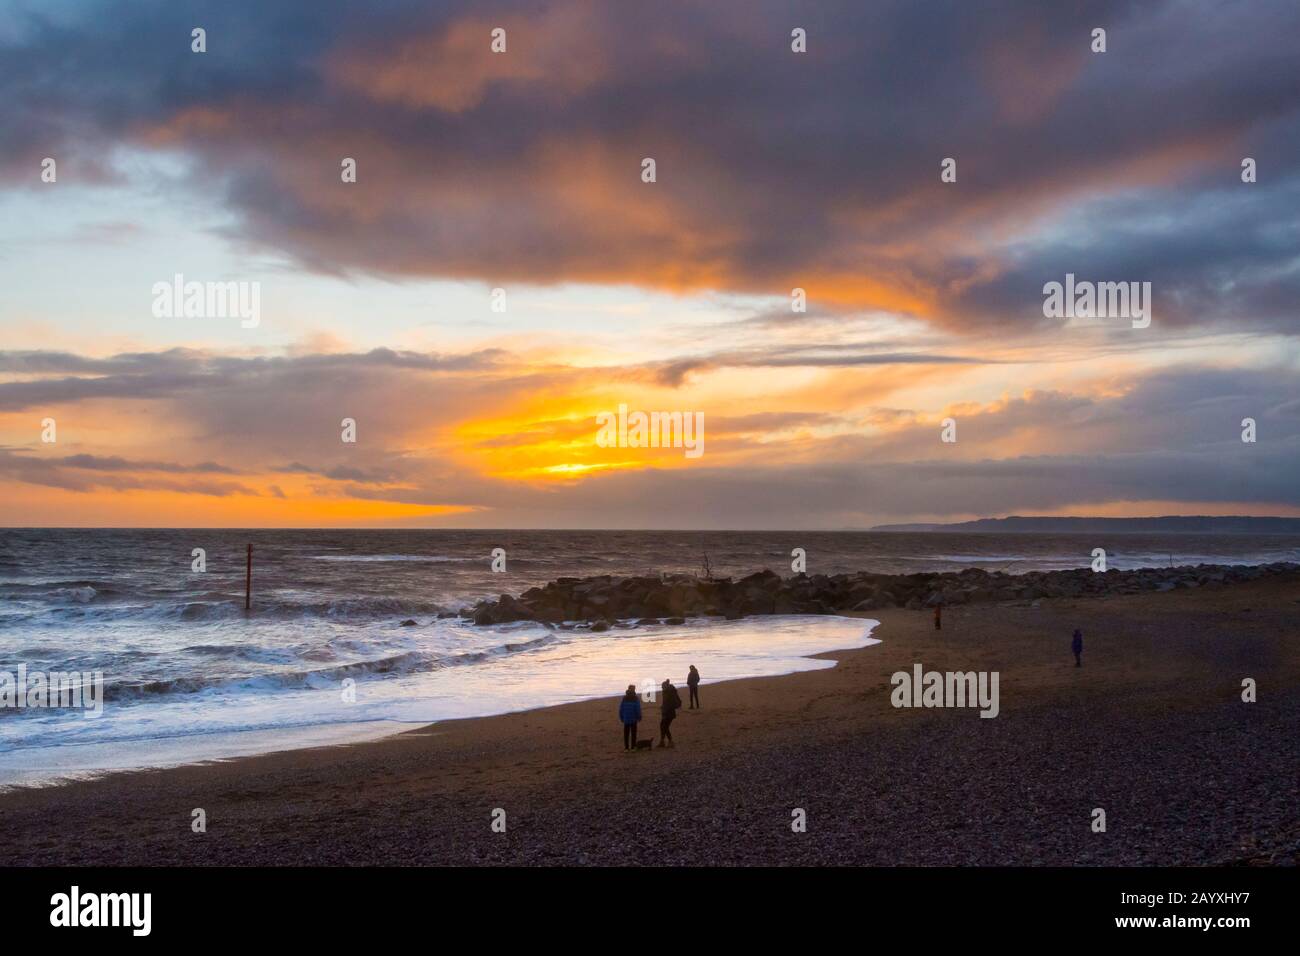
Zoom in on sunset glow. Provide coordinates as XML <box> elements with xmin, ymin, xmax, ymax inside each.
<box><xmin>1</xmin><ymin>0</ymin><xmax>1296</xmax><ymax>528</ymax></box>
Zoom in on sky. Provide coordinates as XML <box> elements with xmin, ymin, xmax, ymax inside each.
<box><xmin>0</xmin><ymin>0</ymin><xmax>1297</xmax><ymax>528</ymax></box>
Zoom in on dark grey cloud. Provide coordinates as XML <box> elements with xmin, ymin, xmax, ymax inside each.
<box><xmin>275</xmin><ymin>461</ymin><xmax>400</xmax><ymax>484</ymax></box>
<box><xmin>646</xmin><ymin>347</ymin><xmax>992</xmax><ymax>387</ymax></box>
<box><xmin>2</xmin><ymin>0</ymin><xmax>1297</xmax><ymax>333</ymax></box>
<box><xmin>56</xmin><ymin>454</ymin><xmax>238</xmax><ymax>475</ymax></box>
<box><xmin>948</xmin><ymin>178</ymin><xmax>1300</xmax><ymax>334</ymax></box>
<box><xmin>0</xmin><ymin>347</ymin><xmax>504</xmax><ymax>411</ymax></box>
<box><xmin>0</xmin><ymin>449</ymin><xmax>259</xmax><ymax>496</ymax></box>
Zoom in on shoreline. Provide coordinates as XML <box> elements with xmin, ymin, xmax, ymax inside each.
<box><xmin>1</xmin><ymin>575</ymin><xmax>1296</xmax><ymax>865</ymax></box>
<box><xmin>0</xmin><ymin>615</ymin><xmax>881</xmax><ymax>791</ymax></box>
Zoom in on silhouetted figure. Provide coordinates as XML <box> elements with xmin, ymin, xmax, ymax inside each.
<box><xmin>619</xmin><ymin>684</ymin><xmax>642</xmax><ymax>751</ymax></box>
<box><xmin>934</xmin><ymin>603</ymin><xmax>942</xmax><ymax>630</ymax></box>
<box><xmin>659</xmin><ymin>679</ymin><xmax>682</xmax><ymax>747</ymax></box>
<box><xmin>687</xmin><ymin>665</ymin><xmax>701</xmax><ymax>709</ymax></box>
<box><xmin>1072</xmin><ymin>628</ymin><xmax>1083</xmax><ymax>667</ymax></box>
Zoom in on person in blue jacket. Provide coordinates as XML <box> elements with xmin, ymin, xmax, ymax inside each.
<box><xmin>1071</xmin><ymin>628</ymin><xmax>1083</xmax><ymax>667</ymax></box>
<box><xmin>619</xmin><ymin>684</ymin><xmax>643</xmax><ymax>750</ymax></box>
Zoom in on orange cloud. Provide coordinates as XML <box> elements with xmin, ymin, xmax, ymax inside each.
<box><xmin>329</xmin><ymin>6</ymin><xmax>610</xmax><ymax>113</ymax></box>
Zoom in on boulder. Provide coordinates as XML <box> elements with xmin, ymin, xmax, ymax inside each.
<box><xmin>459</xmin><ymin>562</ymin><xmax>1300</xmax><ymax>625</ymax></box>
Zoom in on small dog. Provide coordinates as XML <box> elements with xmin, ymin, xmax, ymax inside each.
<box><xmin>633</xmin><ymin>738</ymin><xmax>653</xmax><ymax>751</ymax></box>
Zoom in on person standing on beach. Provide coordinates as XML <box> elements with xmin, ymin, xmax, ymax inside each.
<box><xmin>659</xmin><ymin>679</ymin><xmax>682</xmax><ymax>747</ymax></box>
<box><xmin>934</xmin><ymin>603</ymin><xmax>942</xmax><ymax>630</ymax></box>
<box><xmin>1071</xmin><ymin>629</ymin><xmax>1083</xmax><ymax>667</ymax></box>
<box><xmin>687</xmin><ymin>665</ymin><xmax>701</xmax><ymax>709</ymax></box>
<box><xmin>619</xmin><ymin>684</ymin><xmax>642</xmax><ymax>751</ymax></box>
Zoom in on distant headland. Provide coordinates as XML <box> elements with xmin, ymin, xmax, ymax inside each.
<box><xmin>869</xmin><ymin>516</ymin><xmax>1300</xmax><ymax>533</ymax></box>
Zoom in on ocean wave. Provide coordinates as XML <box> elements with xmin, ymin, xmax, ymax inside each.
<box><xmin>307</xmin><ymin>554</ymin><xmax>470</xmax><ymax>563</ymax></box>
<box><xmin>929</xmin><ymin>554</ymin><xmax>1030</xmax><ymax>564</ymax></box>
<box><xmin>101</xmin><ymin>650</ymin><xmax>434</xmax><ymax>700</ymax></box>
<box><xmin>0</xmin><ymin>581</ymin><xmax>122</xmax><ymax>603</ymax></box>
<box><xmin>302</xmin><ymin>596</ymin><xmax>448</xmax><ymax>619</ymax></box>
<box><xmin>180</xmin><ymin>643</ymin><xmax>300</xmax><ymax>664</ymax></box>
<box><xmin>0</xmin><ymin>632</ymin><xmax>562</xmax><ymax>709</ymax></box>
<box><xmin>4</xmin><ymin>593</ymin><xmax>454</xmax><ymax>626</ymax></box>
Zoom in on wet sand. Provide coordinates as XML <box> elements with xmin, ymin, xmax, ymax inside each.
<box><xmin>1</xmin><ymin>577</ymin><xmax>1297</xmax><ymax>865</ymax></box>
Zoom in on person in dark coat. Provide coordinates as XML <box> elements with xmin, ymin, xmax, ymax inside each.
<box><xmin>1071</xmin><ymin>628</ymin><xmax>1083</xmax><ymax>667</ymax></box>
<box><xmin>659</xmin><ymin>679</ymin><xmax>682</xmax><ymax>747</ymax></box>
<box><xmin>687</xmin><ymin>665</ymin><xmax>701</xmax><ymax>709</ymax></box>
<box><xmin>619</xmin><ymin>684</ymin><xmax>642</xmax><ymax>750</ymax></box>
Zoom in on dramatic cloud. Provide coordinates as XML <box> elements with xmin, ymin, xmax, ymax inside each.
<box><xmin>2</xmin><ymin>344</ymin><xmax>1295</xmax><ymax>525</ymax></box>
<box><xmin>0</xmin><ymin>449</ymin><xmax>259</xmax><ymax>496</ymax></box>
<box><xmin>2</xmin><ymin>1</ymin><xmax>1297</xmax><ymax>527</ymax></box>
<box><xmin>3</xmin><ymin>0</ymin><xmax>1298</xmax><ymax>331</ymax></box>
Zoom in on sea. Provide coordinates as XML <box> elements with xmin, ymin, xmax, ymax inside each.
<box><xmin>2</xmin><ymin>528</ymin><xmax>1296</xmax><ymax>787</ymax></box>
